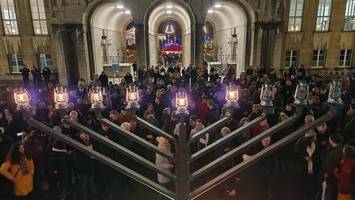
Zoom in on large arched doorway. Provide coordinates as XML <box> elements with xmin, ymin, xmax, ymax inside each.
<box><xmin>147</xmin><ymin>2</ymin><xmax>192</xmax><ymax>68</ymax></box>
<box><xmin>205</xmin><ymin>1</ymin><xmax>249</xmax><ymax>76</ymax></box>
<box><xmin>90</xmin><ymin>2</ymin><xmax>135</xmax><ymax>75</ymax></box>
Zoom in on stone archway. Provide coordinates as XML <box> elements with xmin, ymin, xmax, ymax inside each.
<box><xmin>144</xmin><ymin>1</ymin><xmax>196</xmax><ymax>68</ymax></box>
<box><xmin>205</xmin><ymin>0</ymin><xmax>253</xmax><ymax>76</ymax></box>
<box><xmin>89</xmin><ymin>2</ymin><xmax>134</xmax><ymax>75</ymax></box>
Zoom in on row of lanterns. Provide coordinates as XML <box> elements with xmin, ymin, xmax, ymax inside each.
<box><xmin>14</xmin><ymin>80</ymin><xmax>342</xmax><ymax>113</ymax></box>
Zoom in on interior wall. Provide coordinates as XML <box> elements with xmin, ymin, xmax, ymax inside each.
<box><xmin>90</xmin><ymin>3</ymin><xmax>133</xmax><ymax>75</ymax></box>
<box><xmin>206</xmin><ymin>1</ymin><xmax>248</xmax><ymax>76</ymax></box>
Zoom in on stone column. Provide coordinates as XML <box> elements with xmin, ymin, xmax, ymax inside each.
<box><xmin>258</xmin><ymin>21</ymin><xmax>282</xmax><ymax>70</ymax></box>
<box><xmin>195</xmin><ymin>22</ymin><xmax>205</xmax><ymax>68</ymax></box>
<box><xmin>134</xmin><ymin>23</ymin><xmax>146</xmax><ymax>68</ymax></box>
<box><xmin>52</xmin><ymin>25</ymin><xmax>69</xmax><ymax>85</ymax></box>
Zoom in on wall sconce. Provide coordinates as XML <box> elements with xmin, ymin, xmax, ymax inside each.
<box><xmin>54</xmin><ymin>86</ymin><xmax>69</xmax><ymax>109</ymax></box>
<box><xmin>260</xmin><ymin>83</ymin><xmax>274</xmax><ymax>107</ymax></box>
<box><xmin>14</xmin><ymin>87</ymin><xmax>31</xmax><ymax>110</ymax></box>
<box><xmin>90</xmin><ymin>86</ymin><xmax>105</xmax><ymax>109</ymax></box>
<box><xmin>327</xmin><ymin>80</ymin><xmax>343</xmax><ymax>105</ymax></box>
<box><xmin>294</xmin><ymin>81</ymin><xmax>309</xmax><ymax>106</ymax></box>
<box><xmin>225</xmin><ymin>83</ymin><xmax>239</xmax><ymax>107</ymax></box>
<box><xmin>126</xmin><ymin>84</ymin><xmax>140</xmax><ymax>109</ymax></box>
<box><xmin>176</xmin><ymin>88</ymin><xmax>189</xmax><ymax>115</ymax></box>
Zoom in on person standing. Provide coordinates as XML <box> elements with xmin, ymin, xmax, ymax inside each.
<box><xmin>99</xmin><ymin>71</ymin><xmax>108</xmax><ymax>88</ymax></box>
<box><xmin>31</xmin><ymin>66</ymin><xmax>41</xmax><ymax>87</ymax></box>
<box><xmin>42</xmin><ymin>66</ymin><xmax>51</xmax><ymax>87</ymax></box>
<box><xmin>0</xmin><ymin>143</ymin><xmax>34</xmax><ymax>198</ymax></box>
<box><xmin>21</xmin><ymin>66</ymin><xmax>30</xmax><ymax>88</ymax></box>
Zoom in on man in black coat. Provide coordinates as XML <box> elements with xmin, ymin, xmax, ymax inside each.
<box><xmin>31</xmin><ymin>66</ymin><xmax>41</xmax><ymax>87</ymax></box>
<box><xmin>99</xmin><ymin>71</ymin><xmax>108</xmax><ymax>88</ymax></box>
<box><xmin>42</xmin><ymin>66</ymin><xmax>51</xmax><ymax>87</ymax></box>
<box><xmin>21</xmin><ymin>65</ymin><xmax>30</xmax><ymax>88</ymax></box>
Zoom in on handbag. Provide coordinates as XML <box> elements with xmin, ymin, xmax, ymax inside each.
<box><xmin>0</xmin><ymin>166</ymin><xmax>20</xmax><ymax>197</ymax></box>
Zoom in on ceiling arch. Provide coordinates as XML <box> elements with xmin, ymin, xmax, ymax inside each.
<box><xmin>148</xmin><ymin>2</ymin><xmax>191</xmax><ymax>35</ymax></box>
<box><xmin>206</xmin><ymin>1</ymin><xmax>247</xmax><ymax>31</ymax></box>
<box><xmin>91</xmin><ymin>2</ymin><xmax>133</xmax><ymax>32</ymax></box>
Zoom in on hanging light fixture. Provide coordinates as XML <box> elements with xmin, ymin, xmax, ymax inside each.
<box><xmin>54</xmin><ymin>86</ymin><xmax>69</xmax><ymax>110</ymax></box>
<box><xmin>327</xmin><ymin>80</ymin><xmax>343</xmax><ymax>105</ymax></box>
<box><xmin>165</xmin><ymin>24</ymin><xmax>175</xmax><ymax>34</ymax></box>
<box><xmin>126</xmin><ymin>84</ymin><xmax>140</xmax><ymax>109</ymax></box>
<box><xmin>260</xmin><ymin>83</ymin><xmax>274</xmax><ymax>107</ymax></box>
<box><xmin>90</xmin><ymin>86</ymin><xmax>105</xmax><ymax>109</ymax></box>
<box><xmin>14</xmin><ymin>87</ymin><xmax>31</xmax><ymax>110</ymax></box>
<box><xmin>176</xmin><ymin>88</ymin><xmax>189</xmax><ymax>115</ymax></box>
<box><xmin>294</xmin><ymin>81</ymin><xmax>309</xmax><ymax>106</ymax></box>
<box><xmin>225</xmin><ymin>83</ymin><xmax>239</xmax><ymax>107</ymax></box>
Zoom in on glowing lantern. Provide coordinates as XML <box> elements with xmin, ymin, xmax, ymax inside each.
<box><xmin>54</xmin><ymin>86</ymin><xmax>69</xmax><ymax>109</ymax></box>
<box><xmin>225</xmin><ymin>83</ymin><xmax>239</xmax><ymax>107</ymax></box>
<box><xmin>90</xmin><ymin>86</ymin><xmax>105</xmax><ymax>109</ymax></box>
<box><xmin>14</xmin><ymin>88</ymin><xmax>31</xmax><ymax>110</ymax></box>
<box><xmin>176</xmin><ymin>88</ymin><xmax>189</xmax><ymax>115</ymax></box>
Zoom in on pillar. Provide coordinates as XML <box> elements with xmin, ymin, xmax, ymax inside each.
<box><xmin>195</xmin><ymin>22</ymin><xmax>205</xmax><ymax>68</ymax></box>
<box><xmin>135</xmin><ymin>23</ymin><xmax>146</xmax><ymax>68</ymax></box>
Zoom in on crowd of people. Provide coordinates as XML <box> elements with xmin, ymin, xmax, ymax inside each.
<box><xmin>0</xmin><ymin>63</ymin><xmax>354</xmax><ymax>200</ymax></box>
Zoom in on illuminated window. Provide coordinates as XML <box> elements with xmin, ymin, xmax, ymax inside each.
<box><xmin>339</xmin><ymin>49</ymin><xmax>352</xmax><ymax>67</ymax></box>
<box><xmin>0</xmin><ymin>0</ymin><xmax>18</xmax><ymax>35</ymax></box>
<box><xmin>37</xmin><ymin>54</ymin><xmax>53</xmax><ymax>70</ymax></box>
<box><xmin>288</xmin><ymin>0</ymin><xmax>304</xmax><ymax>32</ymax></box>
<box><xmin>30</xmin><ymin>0</ymin><xmax>48</xmax><ymax>35</ymax></box>
<box><xmin>316</xmin><ymin>0</ymin><xmax>332</xmax><ymax>31</ymax></box>
<box><xmin>313</xmin><ymin>50</ymin><xmax>327</xmax><ymax>67</ymax></box>
<box><xmin>8</xmin><ymin>54</ymin><xmax>24</xmax><ymax>73</ymax></box>
<box><xmin>344</xmin><ymin>0</ymin><xmax>355</xmax><ymax>31</ymax></box>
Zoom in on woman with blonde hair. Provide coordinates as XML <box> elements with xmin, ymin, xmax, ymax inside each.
<box><xmin>156</xmin><ymin>137</ymin><xmax>173</xmax><ymax>188</ymax></box>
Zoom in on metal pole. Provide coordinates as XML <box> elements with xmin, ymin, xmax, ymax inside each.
<box><xmin>175</xmin><ymin>115</ymin><xmax>190</xmax><ymax>200</ymax></box>
<box><xmin>27</xmin><ymin>118</ymin><xmax>176</xmax><ymax>199</ymax></box>
<box><xmin>189</xmin><ymin>114</ymin><xmax>300</xmax><ymax>182</ymax></box>
<box><xmin>189</xmin><ymin>115</ymin><xmax>265</xmax><ymax>162</ymax></box>
<box><xmin>63</xmin><ymin>118</ymin><xmax>176</xmax><ymax>180</ymax></box>
<box><xmin>136</xmin><ymin>117</ymin><xmax>177</xmax><ymax>144</ymax></box>
<box><xmin>189</xmin><ymin>111</ymin><xmax>337</xmax><ymax>199</ymax></box>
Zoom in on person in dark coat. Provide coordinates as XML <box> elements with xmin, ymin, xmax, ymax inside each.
<box><xmin>42</xmin><ymin>66</ymin><xmax>51</xmax><ymax>87</ymax></box>
<box><xmin>124</xmin><ymin>72</ymin><xmax>133</xmax><ymax>84</ymax></box>
<box><xmin>321</xmin><ymin>134</ymin><xmax>344</xmax><ymax>200</ymax></box>
<box><xmin>99</xmin><ymin>71</ymin><xmax>108</xmax><ymax>88</ymax></box>
<box><xmin>74</xmin><ymin>132</ymin><xmax>97</xmax><ymax>200</ymax></box>
<box><xmin>31</xmin><ymin>66</ymin><xmax>42</xmax><ymax>87</ymax></box>
<box><xmin>21</xmin><ymin>66</ymin><xmax>30</xmax><ymax>88</ymax></box>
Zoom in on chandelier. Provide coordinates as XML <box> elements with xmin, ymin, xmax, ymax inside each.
<box><xmin>165</xmin><ymin>25</ymin><xmax>175</xmax><ymax>34</ymax></box>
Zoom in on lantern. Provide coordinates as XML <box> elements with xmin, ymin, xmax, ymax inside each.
<box><xmin>126</xmin><ymin>84</ymin><xmax>140</xmax><ymax>109</ymax></box>
<box><xmin>14</xmin><ymin>87</ymin><xmax>31</xmax><ymax>110</ymax></box>
<box><xmin>294</xmin><ymin>81</ymin><xmax>309</xmax><ymax>106</ymax></box>
<box><xmin>90</xmin><ymin>86</ymin><xmax>105</xmax><ymax>109</ymax></box>
<box><xmin>260</xmin><ymin>83</ymin><xmax>274</xmax><ymax>107</ymax></box>
<box><xmin>176</xmin><ymin>88</ymin><xmax>189</xmax><ymax>115</ymax></box>
<box><xmin>54</xmin><ymin>86</ymin><xmax>69</xmax><ymax>109</ymax></box>
<box><xmin>225</xmin><ymin>83</ymin><xmax>239</xmax><ymax>107</ymax></box>
<box><xmin>327</xmin><ymin>80</ymin><xmax>343</xmax><ymax>105</ymax></box>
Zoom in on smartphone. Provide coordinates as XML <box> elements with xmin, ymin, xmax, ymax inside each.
<box><xmin>17</xmin><ymin>132</ymin><xmax>24</xmax><ymax>137</ymax></box>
